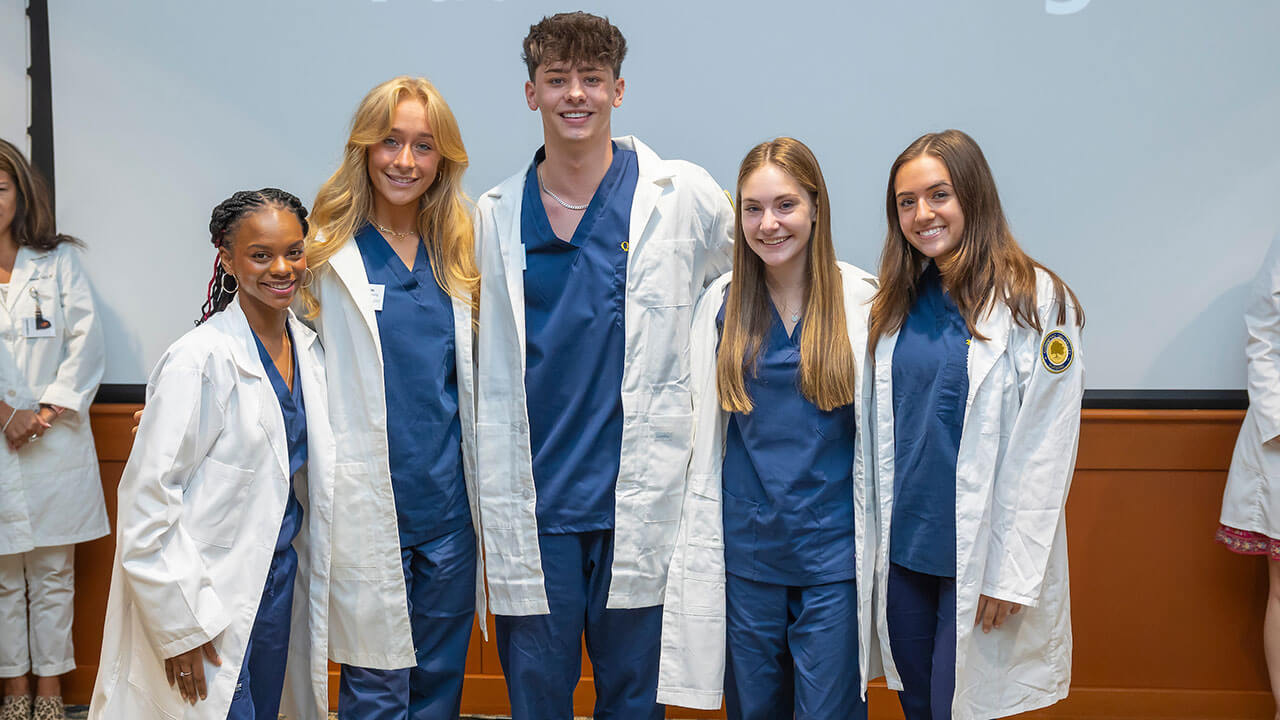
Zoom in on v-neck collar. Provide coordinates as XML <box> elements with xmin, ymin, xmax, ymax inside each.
<box><xmin>525</xmin><ymin>142</ymin><xmax>627</xmax><ymax>248</ymax></box>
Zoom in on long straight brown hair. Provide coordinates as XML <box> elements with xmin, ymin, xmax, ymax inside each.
<box><xmin>299</xmin><ymin>77</ymin><xmax>478</xmax><ymax>318</ymax></box>
<box><xmin>867</xmin><ymin>129</ymin><xmax>1083</xmax><ymax>352</ymax></box>
<box><xmin>717</xmin><ymin>138</ymin><xmax>856</xmax><ymax>413</ymax></box>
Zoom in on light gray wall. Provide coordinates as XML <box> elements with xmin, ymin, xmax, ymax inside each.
<box><xmin>1</xmin><ymin>0</ymin><xmax>28</xmax><ymax>153</ymax></box>
<box><xmin>47</xmin><ymin>0</ymin><xmax>1280</xmax><ymax>389</ymax></box>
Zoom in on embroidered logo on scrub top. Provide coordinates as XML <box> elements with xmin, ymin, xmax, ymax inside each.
<box><xmin>1040</xmin><ymin>330</ymin><xmax>1073</xmax><ymax>373</ymax></box>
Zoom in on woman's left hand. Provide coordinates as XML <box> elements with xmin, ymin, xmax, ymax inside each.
<box><xmin>4</xmin><ymin>408</ymin><xmax>51</xmax><ymax>451</ymax></box>
<box><xmin>975</xmin><ymin>594</ymin><xmax>1022</xmax><ymax>633</ymax></box>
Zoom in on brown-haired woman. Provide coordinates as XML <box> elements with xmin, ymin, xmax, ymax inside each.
<box><xmin>658</xmin><ymin>138</ymin><xmax>875</xmax><ymax>718</ymax></box>
<box><xmin>868</xmin><ymin>129</ymin><xmax>1084</xmax><ymax>719</ymax></box>
<box><xmin>0</xmin><ymin>138</ymin><xmax>106</xmax><ymax>720</ymax></box>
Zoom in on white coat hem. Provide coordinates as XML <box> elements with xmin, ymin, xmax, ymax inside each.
<box><xmin>655</xmin><ymin>686</ymin><xmax>722</xmax><ymax>710</ymax></box>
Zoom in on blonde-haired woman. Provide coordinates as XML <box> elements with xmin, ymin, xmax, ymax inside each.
<box><xmin>658</xmin><ymin>137</ymin><xmax>875</xmax><ymax>719</ymax></box>
<box><xmin>301</xmin><ymin>76</ymin><xmax>483</xmax><ymax>720</ymax></box>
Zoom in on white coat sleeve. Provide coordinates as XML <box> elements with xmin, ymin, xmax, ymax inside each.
<box><xmin>694</xmin><ymin>171</ymin><xmax>735</xmax><ymax>289</ymax></box>
<box><xmin>981</xmin><ymin>299</ymin><xmax>1084</xmax><ymax>607</ymax></box>
<box><xmin>1246</xmin><ymin>235</ymin><xmax>1280</xmax><ymax>444</ymax></box>
<box><xmin>117</xmin><ymin>352</ymin><xmax>231</xmax><ymax>659</ymax></box>
<box><xmin>38</xmin><ymin>249</ymin><xmax>104</xmax><ymax>413</ymax></box>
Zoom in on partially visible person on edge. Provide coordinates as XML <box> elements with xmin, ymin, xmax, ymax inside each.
<box><xmin>1218</xmin><ymin>233</ymin><xmax>1280</xmax><ymax>720</ymax></box>
<box><xmin>869</xmin><ymin>130</ymin><xmax>1084</xmax><ymax>720</ymax></box>
<box><xmin>473</xmin><ymin>12</ymin><xmax>733</xmax><ymax>719</ymax></box>
<box><xmin>90</xmin><ymin>189</ymin><xmax>333</xmax><ymax>720</ymax></box>
<box><xmin>302</xmin><ymin>76</ymin><xmax>484</xmax><ymax>720</ymax></box>
<box><xmin>658</xmin><ymin>138</ymin><xmax>875</xmax><ymax>719</ymax></box>
<box><xmin>0</xmin><ymin>138</ymin><xmax>106</xmax><ymax>720</ymax></box>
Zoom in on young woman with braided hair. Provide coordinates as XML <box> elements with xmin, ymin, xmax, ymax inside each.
<box><xmin>90</xmin><ymin>189</ymin><xmax>336</xmax><ymax>720</ymax></box>
<box><xmin>0</xmin><ymin>138</ymin><xmax>106</xmax><ymax>720</ymax></box>
<box><xmin>298</xmin><ymin>76</ymin><xmax>481</xmax><ymax>720</ymax></box>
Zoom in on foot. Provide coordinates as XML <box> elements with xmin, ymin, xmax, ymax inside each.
<box><xmin>0</xmin><ymin>694</ymin><xmax>32</xmax><ymax>720</ymax></box>
<box><xmin>30</xmin><ymin>696</ymin><xmax>61</xmax><ymax>720</ymax></box>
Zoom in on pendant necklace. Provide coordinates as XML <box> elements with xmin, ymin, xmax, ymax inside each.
<box><xmin>538</xmin><ymin>166</ymin><xmax>590</xmax><ymax>211</ymax></box>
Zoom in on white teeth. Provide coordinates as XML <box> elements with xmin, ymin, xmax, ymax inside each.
<box><xmin>761</xmin><ymin>236</ymin><xmax>788</xmax><ymax>246</ymax></box>
<box><xmin>563</xmin><ymin>112</ymin><xmax>589</xmax><ymax>118</ymax></box>
<box><xmin>919</xmin><ymin>227</ymin><xmax>942</xmax><ymax>238</ymax></box>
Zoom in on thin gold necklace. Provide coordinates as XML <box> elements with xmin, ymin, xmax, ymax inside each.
<box><xmin>371</xmin><ymin>219</ymin><xmax>417</xmax><ymax>239</ymax></box>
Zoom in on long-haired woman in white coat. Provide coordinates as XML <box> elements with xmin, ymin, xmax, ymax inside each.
<box><xmin>299</xmin><ymin>76</ymin><xmax>483</xmax><ymax>720</ymax></box>
<box><xmin>1217</xmin><ymin>234</ymin><xmax>1280</xmax><ymax>720</ymax></box>
<box><xmin>868</xmin><ymin>129</ymin><xmax>1084</xmax><ymax>720</ymax></box>
<box><xmin>0</xmin><ymin>138</ymin><xmax>106</xmax><ymax>720</ymax></box>
<box><xmin>658</xmin><ymin>138</ymin><xmax>876</xmax><ymax>719</ymax></box>
<box><xmin>90</xmin><ymin>189</ymin><xmax>334</xmax><ymax>720</ymax></box>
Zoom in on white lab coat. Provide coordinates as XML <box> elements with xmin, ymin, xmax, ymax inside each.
<box><xmin>474</xmin><ymin>135</ymin><xmax>734</xmax><ymax>614</ymax></box>
<box><xmin>872</xmin><ymin>268</ymin><xmax>1084</xmax><ymax>719</ymax></box>
<box><xmin>1222</xmin><ymin>235</ymin><xmax>1280</xmax><ymax>538</ymax></box>
<box><xmin>0</xmin><ymin>243</ymin><xmax>107</xmax><ymax>556</ymax></box>
<box><xmin>306</xmin><ymin>235</ymin><xmax>486</xmax><ymax>657</ymax></box>
<box><xmin>657</xmin><ymin>263</ymin><xmax>880</xmax><ymax>710</ymax></box>
<box><xmin>89</xmin><ymin>301</ymin><xmax>334</xmax><ymax>720</ymax></box>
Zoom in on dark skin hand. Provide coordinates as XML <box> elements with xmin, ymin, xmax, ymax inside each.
<box><xmin>164</xmin><ymin>641</ymin><xmax>221</xmax><ymax>705</ymax></box>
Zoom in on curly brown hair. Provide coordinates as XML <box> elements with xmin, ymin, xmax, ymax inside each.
<box><xmin>522</xmin><ymin>11</ymin><xmax>627</xmax><ymax>81</ymax></box>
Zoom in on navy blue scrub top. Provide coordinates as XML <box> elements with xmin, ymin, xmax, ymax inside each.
<box><xmin>718</xmin><ymin>301</ymin><xmax>859</xmax><ymax>586</ymax></box>
<box><xmin>522</xmin><ymin>143</ymin><xmax>639</xmax><ymax>534</ymax></box>
<box><xmin>890</xmin><ymin>262</ymin><xmax>970</xmax><ymax>578</ymax></box>
<box><xmin>252</xmin><ymin>327</ymin><xmax>305</xmax><ymax>553</ymax></box>
<box><xmin>355</xmin><ymin>224</ymin><xmax>469</xmax><ymax>547</ymax></box>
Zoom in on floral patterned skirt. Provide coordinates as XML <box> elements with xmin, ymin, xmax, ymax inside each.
<box><xmin>1216</xmin><ymin>524</ymin><xmax>1280</xmax><ymax>561</ymax></box>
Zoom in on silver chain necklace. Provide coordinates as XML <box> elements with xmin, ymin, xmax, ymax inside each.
<box><xmin>538</xmin><ymin>166</ymin><xmax>590</xmax><ymax>211</ymax></box>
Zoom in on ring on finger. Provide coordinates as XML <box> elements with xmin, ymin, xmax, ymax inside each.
<box><xmin>179</xmin><ymin>670</ymin><xmax>192</xmax><ymax>677</ymax></box>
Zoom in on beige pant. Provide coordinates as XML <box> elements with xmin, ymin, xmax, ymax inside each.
<box><xmin>0</xmin><ymin>545</ymin><xmax>75</xmax><ymax>677</ymax></box>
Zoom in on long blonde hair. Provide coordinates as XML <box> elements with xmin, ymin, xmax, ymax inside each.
<box><xmin>868</xmin><ymin>130</ymin><xmax>1082</xmax><ymax>352</ymax></box>
<box><xmin>300</xmin><ymin>76</ymin><xmax>478</xmax><ymax>316</ymax></box>
<box><xmin>717</xmin><ymin>138</ymin><xmax>856</xmax><ymax>413</ymax></box>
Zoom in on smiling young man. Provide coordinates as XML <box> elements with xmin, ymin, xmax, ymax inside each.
<box><xmin>472</xmin><ymin>12</ymin><xmax>734</xmax><ymax>720</ymax></box>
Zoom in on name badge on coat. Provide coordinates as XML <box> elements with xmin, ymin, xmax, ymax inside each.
<box><xmin>370</xmin><ymin>284</ymin><xmax>385</xmax><ymax>312</ymax></box>
<box><xmin>24</xmin><ymin>287</ymin><xmax>55</xmax><ymax>337</ymax></box>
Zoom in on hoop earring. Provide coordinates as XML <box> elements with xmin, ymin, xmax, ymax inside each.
<box><xmin>221</xmin><ymin>273</ymin><xmax>239</xmax><ymax>294</ymax></box>
<box><xmin>301</xmin><ymin>267</ymin><xmax>315</xmax><ymax>290</ymax></box>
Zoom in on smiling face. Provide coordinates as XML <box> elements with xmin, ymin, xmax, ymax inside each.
<box><xmin>894</xmin><ymin>154</ymin><xmax>965</xmax><ymax>261</ymax></box>
<box><xmin>220</xmin><ymin>206</ymin><xmax>306</xmax><ymax>319</ymax></box>
<box><xmin>740</xmin><ymin>163</ymin><xmax>815</xmax><ymax>278</ymax></box>
<box><xmin>366</xmin><ymin>98</ymin><xmax>441</xmax><ymax>219</ymax></box>
<box><xmin>525</xmin><ymin>61</ymin><xmax>624</xmax><ymax>147</ymax></box>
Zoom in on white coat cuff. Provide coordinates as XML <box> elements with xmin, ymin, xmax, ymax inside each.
<box><xmin>39</xmin><ymin>385</ymin><xmax>93</xmax><ymax>415</ymax></box>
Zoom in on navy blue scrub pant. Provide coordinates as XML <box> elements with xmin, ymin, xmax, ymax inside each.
<box><xmin>338</xmin><ymin>523</ymin><xmax>476</xmax><ymax>720</ymax></box>
<box><xmin>495</xmin><ymin>530</ymin><xmax>664</xmax><ymax>720</ymax></box>
<box><xmin>885</xmin><ymin>562</ymin><xmax>956</xmax><ymax>720</ymax></box>
<box><xmin>724</xmin><ymin>573</ymin><xmax>866</xmax><ymax>720</ymax></box>
<box><xmin>226</xmin><ymin>545</ymin><xmax>297</xmax><ymax>720</ymax></box>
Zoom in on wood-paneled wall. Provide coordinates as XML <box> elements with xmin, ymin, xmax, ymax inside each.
<box><xmin>63</xmin><ymin>406</ymin><xmax>1271</xmax><ymax>718</ymax></box>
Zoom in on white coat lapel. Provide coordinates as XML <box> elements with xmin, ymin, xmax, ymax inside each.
<box><xmin>500</xmin><ymin>181</ymin><xmax>527</xmax><ymax>353</ymax></box>
<box><xmin>620</xmin><ymin>136</ymin><xmax>672</xmax><ymax>261</ymax></box>
<box><xmin>328</xmin><ymin>240</ymin><xmax>381</xmax><ymax>350</ymax></box>
<box><xmin>4</xmin><ymin>247</ymin><xmax>40</xmax><ymax>313</ymax></box>
<box><xmin>966</xmin><ymin>298</ymin><xmax>1011</xmax><ymax>406</ymax></box>
<box><xmin>222</xmin><ymin>301</ymin><xmax>290</xmax><ymax>482</ymax></box>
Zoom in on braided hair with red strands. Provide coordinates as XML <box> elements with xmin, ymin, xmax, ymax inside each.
<box><xmin>198</xmin><ymin>188</ymin><xmax>309</xmax><ymax>324</ymax></box>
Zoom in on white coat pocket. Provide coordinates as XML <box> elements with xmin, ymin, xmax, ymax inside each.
<box><xmin>183</xmin><ymin>458</ymin><xmax>255</xmax><ymax>549</ymax></box>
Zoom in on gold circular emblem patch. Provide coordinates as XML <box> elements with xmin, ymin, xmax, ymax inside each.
<box><xmin>1040</xmin><ymin>330</ymin><xmax>1073</xmax><ymax>373</ymax></box>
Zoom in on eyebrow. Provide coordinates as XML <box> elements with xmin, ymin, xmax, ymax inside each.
<box><xmin>741</xmin><ymin>193</ymin><xmax>801</xmax><ymax>205</ymax></box>
<box><xmin>545</xmin><ymin>65</ymin><xmax>602</xmax><ymax>74</ymax></box>
<box><xmin>389</xmin><ymin>128</ymin><xmax>434</xmax><ymax>141</ymax></box>
<box><xmin>896</xmin><ymin>181</ymin><xmax>952</xmax><ymax>198</ymax></box>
